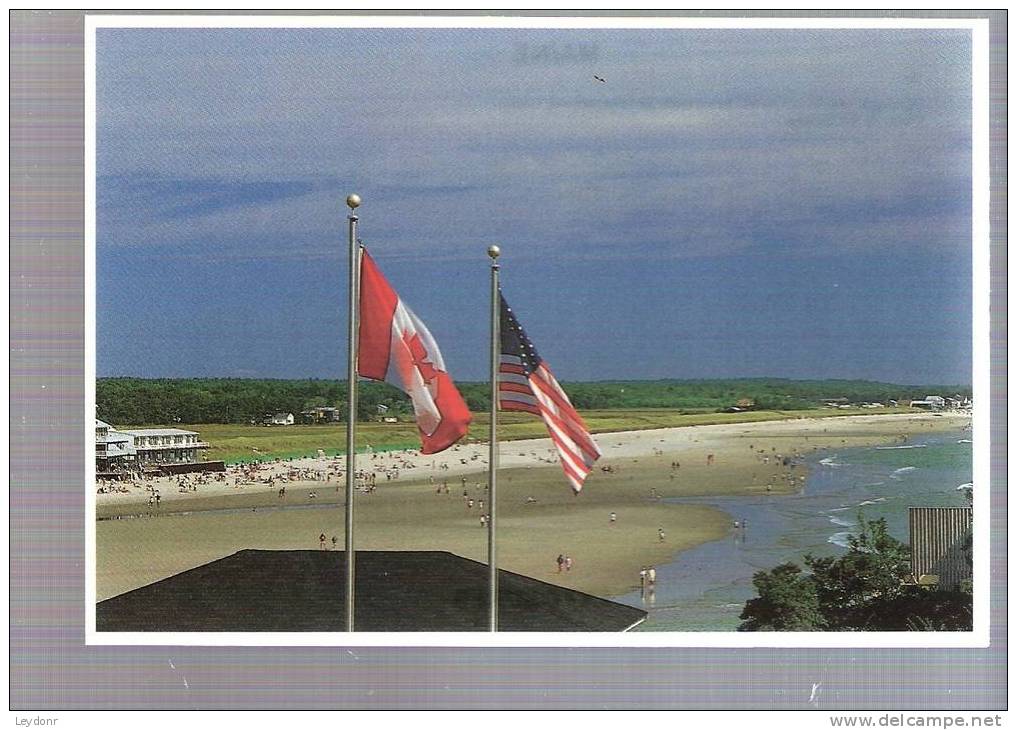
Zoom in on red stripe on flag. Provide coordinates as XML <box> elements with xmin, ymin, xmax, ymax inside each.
<box><xmin>542</xmin><ymin>408</ymin><xmax>600</xmax><ymax>468</ymax></box>
<box><xmin>498</xmin><ymin>381</ymin><xmax>534</xmax><ymax>395</ymax></box>
<box><xmin>357</xmin><ymin>249</ymin><xmax>399</xmax><ymax>381</ymax></box>
<box><xmin>498</xmin><ymin>363</ymin><xmax>527</xmax><ymax>376</ymax></box>
<box><xmin>528</xmin><ymin>372</ymin><xmax>601</xmax><ymax>461</ymax></box>
<box><xmin>500</xmin><ymin>401</ymin><xmax>542</xmax><ymax>416</ymax></box>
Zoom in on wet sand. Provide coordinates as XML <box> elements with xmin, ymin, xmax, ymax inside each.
<box><xmin>95</xmin><ymin>412</ymin><xmax>969</xmax><ymax>602</ymax></box>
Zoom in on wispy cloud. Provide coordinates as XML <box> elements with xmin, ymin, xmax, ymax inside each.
<box><xmin>97</xmin><ymin>27</ymin><xmax>971</xmax><ymax>267</ymax></box>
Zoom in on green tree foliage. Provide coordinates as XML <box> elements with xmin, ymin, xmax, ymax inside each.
<box><xmin>96</xmin><ymin>377</ymin><xmax>971</xmax><ymax>425</ymax></box>
<box><xmin>739</xmin><ymin>517</ymin><xmax>972</xmax><ymax>632</ymax></box>
<box><xmin>738</xmin><ymin>563</ymin><xmax>826</xmax><ymax>631</ymax></box>
<box><xmin>806</xmin><ymin>517</ymin><xmax>912</xmax><ymax>629</ymax></box>
<box><xmin>96</xmin><ymin>378</ymin><xmax>406</xmax><ymax>425</ymax></box>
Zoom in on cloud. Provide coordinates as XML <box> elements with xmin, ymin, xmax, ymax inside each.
<box><xmin>95</xmin><ymin>27</ymin><xmax>972</xmax><ymax>264</ymax></box>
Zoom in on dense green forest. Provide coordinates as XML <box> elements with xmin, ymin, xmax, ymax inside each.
<box><xmin>95</xmin><ymin>377</ymin><xmax>971</xmax><ymax>426</ymax></box>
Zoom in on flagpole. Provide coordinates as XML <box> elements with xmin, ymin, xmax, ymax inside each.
<box><xmin>344</xmin><ymin>193</ymin><xmax>361</xmax><ymax>632</ymax></box>
<box><xmin>487</xmin><ymin>244</ymin><xmax>501</xmax><ymax>632</ymax></box>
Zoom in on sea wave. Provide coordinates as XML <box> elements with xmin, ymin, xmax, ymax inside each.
<box><xmin>875</xmin><ymin>444</ymin><xmax>927</xmax><ymax>450</ymax></box>
<box><xmin>828</xmin><ymin>531</ymin><xmax>853</xmax><ymax>549</ymax></box>
<box><xmin>956</xmin><ymin>482</ymin><xmax>973</xmax><ymax>491</ymax></box>
<box><xmin>857</xmin><ymin>497</ymin><xmax>887</xmax><ymax>507</ymax></box>
<box><xmin>890</xmin><ymin>466</ymin><xmax>917</xmax><ymax>480</ymax></box>
<box><xmin>957</xmin><ymin>439</ymin><xmax>972</xmax><ymax>444</ymax></box>
<box><xmin>819</xmin><ymin>457</ymin><xmax>843</xmax><ymax>467</ymax></box>
<box><xmin>829</xmin><ymin>516</ymin><xmax>855</xmax><ymax>528</ymax></box>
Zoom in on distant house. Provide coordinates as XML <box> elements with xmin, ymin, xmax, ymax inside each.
<box><xmin>300</xmin><ymin>406</ymin><xmax>341</xmax><ymax>424</ymax></box>
<box><xmin>821</xmin><ymin>397</ymin><xmax>850</xmax><ymax>407</ymax></box>
<box><xmin>265</xmin><ymin>412</ymin><xmax>295</xmax><ymax>426</ymax></box>
<box><xmin>910</xmin><ymin>395</ymin><xmax>946</xmax><ymax>411</ymax></box>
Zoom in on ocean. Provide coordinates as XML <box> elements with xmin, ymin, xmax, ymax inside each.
<box><xmin>621</xmin><ymin>429</ymin><xmax>973</xmax><ymax>631</ymax></box>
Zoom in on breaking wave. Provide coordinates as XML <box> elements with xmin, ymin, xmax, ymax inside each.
<box><xmin>828</xmin><ymin>531</ymin><xmax>853</xmax><ymax>549</ymax></box>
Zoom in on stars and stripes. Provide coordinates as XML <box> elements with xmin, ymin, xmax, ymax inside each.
<box><xmin>498</xmin><ymin>291</ymin><xmax>601</xmax><ymax>492</ymax></box>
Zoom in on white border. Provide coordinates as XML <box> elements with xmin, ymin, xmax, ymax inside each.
<box><xmin>85</xmin><ymin>14</ymin><xmax>993</xmax><ymax>649</ymax></box>
<box><xmin>84</xmin><ymin>17</ymin><xmax>98</xmax><ymax>641</ymax></box>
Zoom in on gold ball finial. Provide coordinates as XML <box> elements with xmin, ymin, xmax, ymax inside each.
<box><xmin>346</xmin><ymin>193</ymin><xmax>362</xmax><ymax>209</ymax></box>
<box><xmin>487</xmin><ymin>245</ymin><xmax>501</xmax><ymax>260</ymax></box>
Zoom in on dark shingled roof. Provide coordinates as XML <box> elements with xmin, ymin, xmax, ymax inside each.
<box><xmin>96</xmin><ymin>550</ymin><xmax>646</xmax><ymax>632</ymax></box>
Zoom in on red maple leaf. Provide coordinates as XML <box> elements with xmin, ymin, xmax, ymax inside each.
<box><xmin>402</xmin><ymin>331</ymin><xmax>440</xmax><ymax>384</ymax></box>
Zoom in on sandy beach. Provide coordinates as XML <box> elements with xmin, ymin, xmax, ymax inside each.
<box><xmin>95</xmin><ymin>412</ymin><xmax>969</xmax><ymax>602</ymax></box>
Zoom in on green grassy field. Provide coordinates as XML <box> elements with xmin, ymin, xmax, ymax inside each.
<box><xmin>152</xmin><ymin>407</ymin><xmax>916</xmax><ymax>463</ymax></box>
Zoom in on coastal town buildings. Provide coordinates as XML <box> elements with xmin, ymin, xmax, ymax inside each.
<box><xmin>300</xmin><ymin>406</ymin><xmax>341</xmax><ymax>424</ymax></box>
<box><xmin>119</xmin><ymin>427</ymin><xmax>209</xmax><ymax>467</ymax></box>
<box><xmin>264</xmin><ymin>412</ymin><xmax>295</xmax><ymax>426</ymax></box>
<box><xmin>95</xmin><ymin>419</ymin><xmax>137</xmax><ymax>475</ymax></box>
<box><xmin>910</xmin><ymin>395</ymin><xmax>947</xmax><ymax>410</ymax></box>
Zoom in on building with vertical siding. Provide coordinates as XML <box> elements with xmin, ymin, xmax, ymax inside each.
<box><xmin>909</xmin><ymin>506</ymin><xmax>972</xmax><ymax>589</ymax></box>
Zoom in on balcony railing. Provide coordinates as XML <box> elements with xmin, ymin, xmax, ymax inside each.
<box><xmin>134</xmin><ymin>442</ymin><xmax>210</xmax><ymax>451</ymax></box>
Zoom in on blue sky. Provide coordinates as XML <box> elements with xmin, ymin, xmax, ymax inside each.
<box><xmin>96</xmin><ymin>27</ymin><xmax>973</xmax><ymax>384</ymax></box>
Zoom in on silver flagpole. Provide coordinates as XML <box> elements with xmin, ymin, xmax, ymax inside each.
<box><xmin>487</xmin><ymin>244</ymin><xmax>501</xmax><ymax>632</ymax></box>
<box><xmin>344</xmin><ymin>193</ymin><xmax>361</xmax><ymax>632</ymax></box>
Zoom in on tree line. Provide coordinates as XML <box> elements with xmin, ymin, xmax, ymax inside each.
<box><xmin>95</xmin><ymin>377</ymin><xmax>972</xmax><ymax>426</ymax></box>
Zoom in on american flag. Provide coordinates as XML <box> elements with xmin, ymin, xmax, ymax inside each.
<box><xmin>498</xmin><ymin>291</ymin><xmax>602</xmax><ymax>493</ymax></box>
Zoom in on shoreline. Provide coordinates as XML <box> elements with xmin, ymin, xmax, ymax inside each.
<box><xmin>95</xmin><ymin>412</ymin><xmax>970</xmax><ymax>603</ymax></box>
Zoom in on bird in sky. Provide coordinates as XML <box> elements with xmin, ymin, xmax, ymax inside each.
<box><xmin>593</xmin><ymin>74</ymin><xmax>606</xmax><ymax>83</ymax></box>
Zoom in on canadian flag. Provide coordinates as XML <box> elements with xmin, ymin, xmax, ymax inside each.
<box><xmin>358</xmin><ymin>248</ymin><xmax>472</xmax><ymax>454</ymax></box>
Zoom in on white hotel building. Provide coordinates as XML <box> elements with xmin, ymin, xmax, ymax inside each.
<box><xmin>122</xmin><ymin>428</ymin><xmax>209</xmax><ymax>466</ymax></box>
<box><xmin>95</xmin><ymin>420</ymin><xmax>209</xmax><ymax>473</ymax></box>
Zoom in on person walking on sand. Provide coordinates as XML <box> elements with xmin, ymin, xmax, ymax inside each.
<box><xmin>647</xmin><ymin>566</ymin><xmax>656</xmax><ymax>585</ymax></box>
<box><xmin>556</xmin><ymin>554</ymin><xmax>565</xmax><ymax>573</ymax></box>
<box><xmin>658</xmin><ymin>527</ymin><xmax>666</xmax><ymax>543</ymax></box>
<box><xmin>319</xmin><ymin>533</ymin><xmax>326</xmax><ymax>550</ymax></box>
<box><xmin>609</xmin><ymin>511</ymin><xmax>617</xmax><ymax>525</ymax></box>
<box><xmin>564</xmin><ymin>555</ymin><xmax>573</xmax><ymax>572</ymax></box>
<box><xmin>331</xmin><ymin>536</ymin><xmax>338</xmax><ymax>550</ymax></box>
